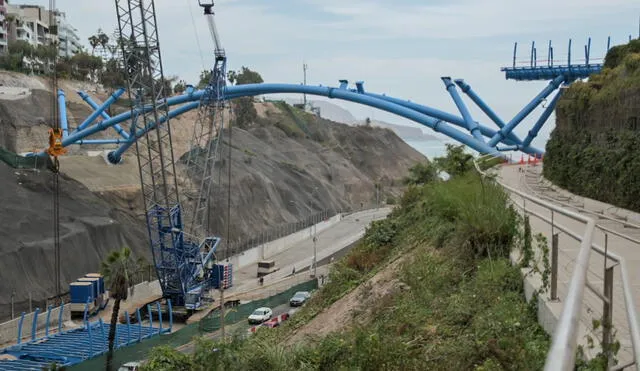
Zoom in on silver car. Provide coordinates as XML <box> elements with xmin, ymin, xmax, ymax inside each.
<box><xmin>289</xmin><ymin>291</ymin><xmax>311</xmax><ymax>307</ymax></box>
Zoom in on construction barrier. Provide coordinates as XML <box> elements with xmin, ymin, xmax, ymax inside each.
<box><xmin>0</xmin><ymin>146</ymin><xmax>49</xmax><ymax>169</ymax></box>
<box><xmin>68</xmin><ymin>279</ymin><xmax>318</xmax><ymax>371</ymax></box>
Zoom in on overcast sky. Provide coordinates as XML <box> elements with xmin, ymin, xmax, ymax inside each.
<box><xmin>18</xmin><ymin>0</ymin><xmax>640</xmax><ymax>148</ymax></box>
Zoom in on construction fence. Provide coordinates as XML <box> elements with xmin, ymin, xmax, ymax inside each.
<box><xmin>69</xmin><ymin>279</ymin><xmax>318</xmax><ymax>371</ymax></box>
<box><xmin>0</xmin><ymin>146</ymin><xmax>49</xmax><ymax>170</ymax></box>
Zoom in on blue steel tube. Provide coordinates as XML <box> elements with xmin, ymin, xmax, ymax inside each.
<box><xmin>521</xmin><ymin>90</ymin><xmax>563</xmax><ymax>147</ymax></box>
<box><xmin>227</xmin><ymin>84</ymin><xmax>499</xmax><ymax>155</ymax></box>
<box><xmin>77</xmin><ymin>91</ymin><xmax>130</xmax><ymax>140</ymax></box>
<box><xmin>17</xmin><ymin>312</ymin><xmax>25</xmax><ymax>344</ymax></box>
<box><xmin>136</xmin><ymin>309</ymin><xmax>142</xmax><ymax>342</ymax></box>
<box><xmin>108</xmin><ymin>101</ymin><xmax>200</xmax><ymax>163</ymax></box>
<box><xmin>125</xmin><ymin>311</ymin><xmax>131</xmax><ymax>345</ymax></box>
<box><xmin>31</xmin><ymin>307</ymin><xmax>40</xmax><ymax>340</ymax></box>
<box><xmin>58</xmin><ymin>300</ymin><xmax>64</xmax><ymax>334</ymax></box>
<box><xmin>75</xmin><ymin>139</ymin><xmax>129</xmax><ymax>145</ymax></box>
<box><xmin>357</xmin><ymin>91</ymin><xmax>542</xmax><ymax>155</ymax></box>
<box><xmin>441</xmin><ymin>77</ymin><xmax>484</xmax><ymax>142</ymax></box>
<box><xmin>74</xmin><ymin>88</ymin><xmax>126</xmax><ymax>133</ymax></box>
<box><xmin>44</xmin><ymin>83</ymin><xmax>543</xmax><ymax>159</ymax></box>
<box><xmin>147</xmin><ymin>304</ymin><xmax>153</xmax><ymax>331</ymax></box>
<box><xmin>453</xmin><ymin>79</ymin><xmax>523</xmax><ymax>144</ymax></box>
<box><xmin>156</xmin><ymin>301</ymin><xmax>163</xmax><ymax>333</ymax></box>
<box><xmin>45</xmin><ymin>305</ymin><xmax>52</xmax><ymax>338</ymax></box>
<box><xmin>58</xmin><ymin>89</ymin><xmax>69</xmax><ymax>138</ymax></box>
<box><xmin>487</xmin><ymin>75</ymin><xmax>565</xmax><ymax>148</ymax></box>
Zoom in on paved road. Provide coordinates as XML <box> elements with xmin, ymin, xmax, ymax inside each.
<box><xmin>499</xmin><ymin>165</ymin><xmax>640</xmax><ymax>365</ymax></box>
<box><xmin>176</xmin><ymin>303</ymin><xmax>295</xmax><ymax>354</ymax></box>
<box><xmin>227</xmin><ymin>208</ymin><xmax>391</xmax><ymax>296</ymax></box>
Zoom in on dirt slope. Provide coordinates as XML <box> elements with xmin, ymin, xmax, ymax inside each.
<box><xmin>0</xmin><ymin>161</ymin><xmax>147</xmax><ymax>319</ymax></box>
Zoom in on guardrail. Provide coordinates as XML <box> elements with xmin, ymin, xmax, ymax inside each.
<box><xmin>474</xmin><ymin>154</ymin><xmax>640</xmax><ymax>371</ymax></box>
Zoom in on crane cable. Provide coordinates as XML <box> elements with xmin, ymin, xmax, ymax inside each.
<box><xmin>47</xmin><ymin>0</ymin><xmax>65</xmax><ymax>304</ymax></box>
<box><xmin>185</xmin><ymin>0</ymin><xmax>207</xmax><ymax>74</ymax></box>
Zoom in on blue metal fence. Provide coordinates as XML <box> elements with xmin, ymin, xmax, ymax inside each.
<box><xmin>0</xmin><ymin>302</ymin><xmax>172</xmax><ymax>370</ymax></box>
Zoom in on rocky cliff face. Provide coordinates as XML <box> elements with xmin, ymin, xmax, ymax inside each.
<box><xmin>0</xmin><ymin>71</ymin><xmax>426</xmax><ymax>320</ymax></box>
<box><xmin>544</xmin><ymin>40</ymin><xmax>640</xmax><ymax>211</ymax></box>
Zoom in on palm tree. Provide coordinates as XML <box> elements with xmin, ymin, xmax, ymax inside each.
<box><xmin>101</xmin><ymin>247</ymin><xmax>137</xmax><ymax>371</ymax></box>
<box><xmin>88</xmin><ymin>35</ymin><xmax>99</xmax><ymax>56</ymax></box>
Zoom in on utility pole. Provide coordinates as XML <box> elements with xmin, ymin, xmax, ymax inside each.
<box><xmin>312</xmin><ymin>230</ymin><xmax>317</xmax><ymax>278</ymax></box>
<box><xmin>219</xmin><ymin>287</ymin><xmax>225</xmax><ymax>339</ymax></box>
<box><xmin>303</xmin><ymin>62</ymin><xmax>308</xmax><ymax>109</ymax></box>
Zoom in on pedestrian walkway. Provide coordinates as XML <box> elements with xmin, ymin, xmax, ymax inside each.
<box><xmin>499</xmin><ymin>164</ymin><xmax>640</xmax><ymax>366</ymax></box>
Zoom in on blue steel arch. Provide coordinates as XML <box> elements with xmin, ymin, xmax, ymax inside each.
<box><xmin>43</xmin><ymin>80</ymin><xmax>560</xmax><ymax>164</ymax></box>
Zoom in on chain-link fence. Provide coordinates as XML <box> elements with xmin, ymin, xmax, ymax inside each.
<box><xmin>217</xmin><ymin>209</ymin><xmax>350</xmax><ymax>260</ymax></box>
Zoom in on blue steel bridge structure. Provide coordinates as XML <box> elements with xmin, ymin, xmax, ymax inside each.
<box><xmin>29</xmin><ymin>37</ymin><xmax>612</xmax><ymax>162</ymax></box>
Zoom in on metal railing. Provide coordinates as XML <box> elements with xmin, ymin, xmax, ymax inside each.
<box><xmin>475</xmin><ymin>155</ymin><xmax>640</xmax><ymax>371</ymax></box>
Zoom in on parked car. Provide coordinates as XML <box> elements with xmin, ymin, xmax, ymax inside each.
<box><xmin>248</xmin><ymin>312</ymin><xmax>290</xmax><ymax>334</ymax></box>
<box><xmin>118</xmin><ymin>361</ymin><xmax>141</xmax><ymax>371</ymax></box>
<box><xmin>289</xmin><ymin>291</ymin><xmax>311</xmax><ymax>307</ymax></box>
<box><xmin>248</xmin><ymin>307</ymin><xmax>273</xmax><ymax>324</ymax></box>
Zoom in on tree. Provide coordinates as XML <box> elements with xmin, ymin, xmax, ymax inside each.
<box><xmin>88</xmin><ymin>35</ymin><xmax>100</xmax><ymax>55</ymax></box>
<box><xmin>101</xmin><ymin>247</ymin><xmax>137</xmax><ymax>371</ymax></box>
<box><xmin>227</xmin><ymin>66</ymin><xmax>264</xmax><ymax>128</ymax></box>
<box><xmin>198</xmin><ymin>69</ymin><xmax>212</xmax><ymax>89</ymax></box>
<box><xmin>173</xmin><ymin>79</ymin><xmax>187</xmax><ymax>94</ymax></box>
<box><xmin>433</xmin><ymin>144</ymin><xmax>474</xmax><ymax>178</ymax></box>
<box><xmin>403</xmin><ymin>162</ymin><xmax>438</xmax><ymax>185</ymax></box>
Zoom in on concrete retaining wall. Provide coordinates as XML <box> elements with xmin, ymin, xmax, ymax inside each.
<box><xmin>0</xmin><ymin>304</ymin><xmax>72</xmax><ymax>346</ymax></box>
<box><xmin>226</xmin><ymin>213</ymin><xmax>343</xmax><ymax>271</ymax></box>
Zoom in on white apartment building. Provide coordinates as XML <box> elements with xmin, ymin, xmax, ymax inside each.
<box><xmin>0</xmin><ymin>0</ymin><xmax>8</xmax><ymax>55</ymax></box>
<box><xmin>2</xmin><ymin>2</ymin><xmax>81</xmax><ymax>58</ymax></box>
<box><xmin>56</xmin><ymin>11</ymin><xmax>81</xmax><ymax>58</ymax></box>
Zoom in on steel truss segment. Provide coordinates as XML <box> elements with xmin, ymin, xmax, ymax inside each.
<box><xmin>115</xmin><ymin>0</ymin><xmax>185</xmax><ymax>302</ymax></box>
<box><xmin>181</xmin><ymin>57</ymin><xmax>228</xmax><ymax>244</ymax></box>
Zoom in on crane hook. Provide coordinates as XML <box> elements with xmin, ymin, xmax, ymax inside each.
<box><xmin>198</xmin><ymin>0</ymin><xmax>214</xmax><ymax>14</ymax></box>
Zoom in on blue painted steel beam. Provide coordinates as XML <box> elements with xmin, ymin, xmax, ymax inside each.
<box><xmin>31</xmin><ymin>308</ymin><xmax>40</xmax><ymax>341</ymax></box>
<box><xmin>107</xmin><ymin>101</ymin><xmax>200</xmax><ymax>163</ymax></box>
<box><xmin>45</xmin><ymin>305</ymin><xmax>52</xmax><ymax>338</ymax></box>
<box><xmin>77</xmin><ymin>91</ymin><xmax>130</xmax><ymax>140</ymax></box>
<box><xmin>74</xmin><ymin>139</ymin><xmax>129</xmax><ymax>145</ymax></box>
<box><xmin>357</xmin><ymin>91</ymin><xmax>542</xmax><ymax>155</ymax></box>
<box><xmin>522</xmin><ymin>90</ymin><xmax>563</xmax><ymax>148</ymax></box>
<box><xmin>487</xmin><ymin>75</ymin><xmax>565</xmax><ymax>148</ymax></box>
<box><xmin>58</xmin><ymin>300</ymin><xmax>64</xmax><ymax>334</ymax></box>
<box><xmin>441</xmin><ymin>77</ymin><xmax>484</xmax><ymax>143</ymax></box>
<box><xmin>501</xmin><ymin>64</ymin><xmax>602</xmax><ymax>81</ymax></box>
<box><xmin>74</xmin><ymin>88</ymin><xmax>126</xmax><ymax>133</ymax></box>
<box><xmin>58</xmin><ymin>90</ymin><xmax>69</xmax><ymax>138</ymax></box>
<box><xmin>35</xmin><ymin>82</ymin><xmax>545</xmax><ymax>160</ymax></box>
<box><xmin>453</xmin><ymin>79</ymin><xmax>523</xmax><ymax>144</ymax></box>
<box><xmin>17</xmin><ymin>312</ymin><xmax>25</xmax><ymax>344</ymax></box>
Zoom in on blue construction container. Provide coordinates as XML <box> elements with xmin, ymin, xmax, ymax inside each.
<box><xmin>77</xmin><ymin>277</ymin><xmax>99</xmax><ymax>301</ymax></box>
<box><xmin>85</xmin><ymin>273</ymin><xmax>104</xmax><ymax>294</ymax></box>
<box><xmin>69</xmin><ymin>282</ymin><xmax>93</xmax><ymax>304</ymax></box>
<box><xmin>211</xmin><ymin>263</ymin><xmax>233</xmax><ymax>289</ymax></box>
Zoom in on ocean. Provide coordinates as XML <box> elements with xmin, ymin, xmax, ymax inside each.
<box><xmin>403</xmin><ymin>139</ymin><xmax>449</xmax><ymax>160</ymax></box>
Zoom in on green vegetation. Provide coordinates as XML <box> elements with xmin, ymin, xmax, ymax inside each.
<box><xmin>544</xmin><ymin>39</ymin><xmax>640</xmax><ymax>212</ymax></box>
<box><xmin>139</xmin><ymin>148</ymin><xmax>561</xmax><ymax>370</ymax></box>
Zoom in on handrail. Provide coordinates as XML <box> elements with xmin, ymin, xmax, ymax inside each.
<box><xmin>522</xmin><ymin>168</ymin><xmax>640</xmax><ymax>231</ymax></box>
<box><xmin>474</xmin><ymin>155</ymin><xmax>640</xmax><ymax>371</ymax></box>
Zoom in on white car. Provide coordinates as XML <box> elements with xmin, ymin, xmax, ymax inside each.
<box><xmin>248</xmin><ymin>307</ymin><xmax>272</xmax><ymax>324</ymax></box>
<box><xmin>118</xmin><ymin>361</ymin><xmax>141</xmax><ymax>371</ymax></box>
